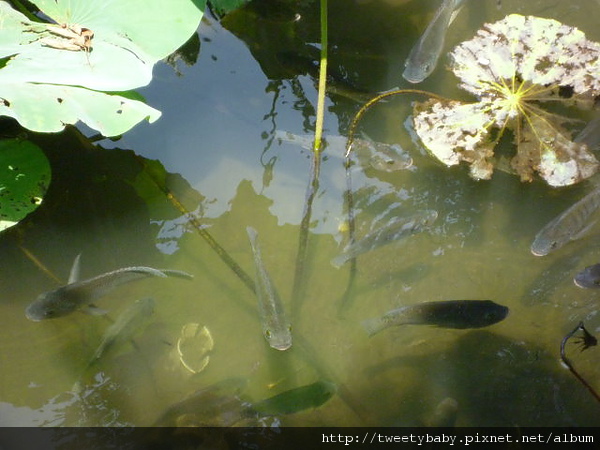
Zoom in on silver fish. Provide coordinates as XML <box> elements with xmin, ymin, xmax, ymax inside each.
<box><xmin>331</xmin><ymin>210</ymin><xmax>438</xmax><ymax>268</ymax></box>
<box><xmin>246</xmin><ymin>227</ymin><xmax>292</xmax><ymax>351</ymax></box>
<box><xmin>361</xmin><ymin>300</ymin><xmax>509</xmax><ymax>337</ymax></box>
<box><xmin>531</xmin><ymin>188</ymin><xmax>600</xmax><ymax>256</ymax></box>
<box><xmin>275</xmin><ymin>130</ymin><xmax>412</xmax><ymax>172</ymax></box>
<box><xmin>72</xmin><ymin>297</ymin><xmax>156</xmax><ymax>394</ymax></box>
<box><xmin>402</xmin><ymin>0</ymin><xmax>466</xmax><ymax>84</ymax></box>
<box><xmin>26</xmin><ymin>255</ymin><xmax>193</xmax><ymax>321</ymax></box>
<box><xmin>89</xmin><ymin>297</ymin><xmax>155</xmax><ymax>362</ymax></box>
<box><xmin>574</xmin><ymin>263</ymin><xmax>600</xmax><ymax>289</ymax></box>
<box><xmin>574</xmin><ymin>115</ymin><xmax>600</xmax><ymax>150</ymax></box>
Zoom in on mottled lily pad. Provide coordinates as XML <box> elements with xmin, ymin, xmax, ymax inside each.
<box><xmin>177</xmin><ymin>323</ymin><xmax>214</xmax><ymax>374</ymax></box>
<box><xmin>413</xmin><ymin>14</ymin><xmax>600</xmax><ymax>187</ymax></box>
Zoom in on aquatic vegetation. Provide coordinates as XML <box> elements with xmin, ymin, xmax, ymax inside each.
<box><xmin>0</xmin><ymin>0</ymin><xmax>205</xmax><ymax>136</ymax></box>
<box><xmin>0</xmin><ymin>139</ymin><xmax>50</xmax><ymax>232</ymax></box>
<box><xmin>413</xmin><ymin>14</ymin><xmax>600</xmax><ymax>186</ymax></box>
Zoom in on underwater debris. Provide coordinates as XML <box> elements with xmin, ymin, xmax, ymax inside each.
<box><xmin>413</xmin><ymin>14</ymin><xmax>600</xmax><ymax>186</ymax></box>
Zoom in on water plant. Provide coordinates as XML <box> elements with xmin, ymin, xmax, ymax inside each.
<box><xmin>412</xmin><ymin>14</ymin><xmax>600</xmax><ymax>187</ymax></box>
<box><xmin>0</xmin><ymin>0</ymin><xmax>205</xmax><ymax>136</ymax></box>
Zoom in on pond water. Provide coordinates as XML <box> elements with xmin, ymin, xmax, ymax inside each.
<box><xmin>1</xmin><ymin>0</ymin><xmax>600</xmax><ymax>428</ymax></box>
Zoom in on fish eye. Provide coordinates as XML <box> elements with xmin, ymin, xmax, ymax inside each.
<box><xmin>265</xmin><ymin>330</ymin><xmax>272</xmax><ymax>339</ymax></box>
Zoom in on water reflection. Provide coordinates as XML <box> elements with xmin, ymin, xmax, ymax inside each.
<box><xmin>1</xmin><ymin>0</ymin><xmax>600</xmax><ymax>429</ymax></box>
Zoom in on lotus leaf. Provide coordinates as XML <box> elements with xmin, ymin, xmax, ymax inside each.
<box><xmin>413</xmin><ymin>14</ymin><xmax>600</xmax><ymax>187</ymax></box>
<box><xmin>0</xmin><ymin>0</ymin><xmax>206</xmax><ymax>136</ymax></box>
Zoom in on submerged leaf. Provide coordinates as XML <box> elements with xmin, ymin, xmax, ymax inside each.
<box><xmin>413</xmin><ymin>14</ymin><xmax>600</xmax><ymax>186</ymax></box>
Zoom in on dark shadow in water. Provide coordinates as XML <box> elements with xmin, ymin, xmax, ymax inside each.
<box><xmin>364</xmin><ymin>330</ymin><xmax>600</xmax><ymax>426</ymax></box>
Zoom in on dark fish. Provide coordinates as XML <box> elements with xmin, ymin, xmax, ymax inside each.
<box><xmin>25</xmin><ymin>254</ymin><xmax>193</xmax><ymax>321</ymax></box>
<box><xmin>250</xmin><ymin>380</ymin><xmax>336</xmax><ymax>416</ymax></box>
<box><xmin>362</xmin><ymin>300</ymin><xmax>509</xmax><ymax>337</ymax></box>
<box><xmin>574</xmin><ymin>263</ymin><xmax>600</xmax><ymax>288</ymax></box>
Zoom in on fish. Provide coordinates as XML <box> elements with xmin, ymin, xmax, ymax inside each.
<box><xmin>246</xmin><ymin>226</ymin><xmax>292</xmax><ymax>351</ymax></box>
<box><xmin>402</xmin><ymin>0</ymin><xmax>466</xmax><ymax>84</ymax></box>
<box><xmin>274</xmin><ymin>130</ymin><xmax>412</xmax><ymax>172</ymax></box>
<box><xmin>331</xmin><ymin>210</ymin><xmax>438</xmax><ymax>268</ymax></box>
<box><xmin>89</xmin><ymin>297</ymin><xmax>155</xmax><ymax>362</ymax></box>
<box><xmin>72</xmin><ymin>297</ymin><xmax>156</xmax><ymax>392</ymax></box>
<box><xmin>574</xmin><ymin>263</ymin><xmax>600</xmax><ymax>289</ymax></box>
<box><xmin>427</xmin><ymin>397</ymin><xmax>459</xmax><ymax>427</ymax></box>
<box><xmin>361</xmin><ymin>300</ymin><xmax>509</xmax><ymax>337</ymax></box>
<box><xmin>25</xmin><ymin>254</ymin><xmax>193</xmax><ymax>321</ymax></box>
<box><xmin>530</xmin><ymin>188</ymin><xmax>600</xmax><ymax>256</ymax></box>
<box><xmin>574</xmin><ymin>115</ymin><xmax>600</xmax><ymax>151</ymax></box>
<box><xmin>153</xmin><ymin>378</ymin><xmax>250</xmax><ymax>427</ymax></box>
<box><xmin>250</xmin><ymin>380</ymin><xmax>336</xmax><ymax>416</ymax></box>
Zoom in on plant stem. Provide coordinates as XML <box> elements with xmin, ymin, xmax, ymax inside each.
<box><xmin>137</xmin><ymin>157</ymin><xmax>256</xmax><ymax>294</ymax></box>
<box><xmin>338</xmin><ymin>88</ymin><xmax>447</xmax><ymax>313</ymax></box>
<box><xmin>291</xmin><ymin>0</ymin><xmax>328</xmax><ymax>316</ymax></box>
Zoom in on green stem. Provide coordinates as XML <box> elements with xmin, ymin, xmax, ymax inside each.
<box><xmin>291</xmin><ymin>0</ymin><xmax>328</xmax><ymax>316</ymax></box>
<box><xmin>345</xmin><ymin>88</ymin><xmax>447</xmax><ymax>157</ymax></box>
<box><xmin>338</xmin><ymin>88</ymin><xmax>446</xmax><ymax>314</ymax></box>
<box><xmin>137</xmin><ymin>157</ymin><xmax>256</xmax><ymax>294</ymax></box>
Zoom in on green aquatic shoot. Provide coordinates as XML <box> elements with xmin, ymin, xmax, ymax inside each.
<box><xmin>291</xmin><ymin>0</ymin><xmax>328</xmax><ymax>315</ymax></box>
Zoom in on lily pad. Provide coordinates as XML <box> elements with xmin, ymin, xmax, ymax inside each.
<box><xmin>0</xmin><ymin>139</ymin><xmax>50</xmax><ymax>232</ymax></box>
<box><xmin>0</xmin><ymin>0</ymin><xmax>206</xmax><ymax>136</ymax></box>
<box><xmin>413</xmin><ymin>14</ymin><xmax>600</xmax><ymax>187</ymax></box>
<box><xmin>177</xmin><ymin>323</ymin><xmax>214</xmax><ymax>374</ymax></box>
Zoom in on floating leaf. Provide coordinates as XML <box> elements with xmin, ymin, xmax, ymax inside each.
<box><xmin>0</xmin><ymin>139</ymin><xmax>50</xmax><ymax>232</ymax></box>
<box><xmin>413</xmin><ymin>14</ymin><xmax>600</xmax><ymax>186</ymax></box>
<box><xmin>0</xmin><ymin>0</ymin><xmax>206</xmax><ymax>135</ymax></box>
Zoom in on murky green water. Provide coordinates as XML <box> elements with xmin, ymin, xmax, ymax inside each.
<box><xmin>1</xmin><ymin>0</ymin><xmax>599</xmax><ymax>427</ymax></box>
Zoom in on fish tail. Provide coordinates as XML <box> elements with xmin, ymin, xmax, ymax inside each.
<box><xmin>330</xmin><ymin>254</ymin><xmax>348</xmax><ymax>269</ymax></box>
<box><xmin>160</xmin><ymin>269</ymin><xmax>194</xmax><ymax>280</ymax></box>
<box><xmin>361</xmin><ymin>317</ymin><xmax>385</xmax><ymax>337</ymax></box>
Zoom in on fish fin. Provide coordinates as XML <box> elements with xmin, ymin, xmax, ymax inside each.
<box><xmin>82</xmin><ymin>304</ymin><xmax>109</xmax><ymax>316</ymax></box>
<box><xmin>361</xmin><ymin>317</ymin><xmax>385</xmax><ymax>337</ymax></box>
<box><xmin>572</xmin><ymin>220</ymin><xmax>597</xmax><ymax>240</ymax></box>
<box><xmin>330</xmin><ymin>254</ymin><xmax>347</xmax><ymax>269</ymax></box>
<box><xmin>68</xmin><ymin>253</ymin><xmax>82</xmax><ymax>284</ymax></box>
<box><xmin>159</xmin><ymin>269</ymin><xmax>194</xmax><ymax>280</ymax></box>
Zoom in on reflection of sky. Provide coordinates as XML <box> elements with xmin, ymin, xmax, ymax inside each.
<box><xmin>103</xmin><ymin>12</ymin><xmax>402</xmax><ymax>237</ymax></box>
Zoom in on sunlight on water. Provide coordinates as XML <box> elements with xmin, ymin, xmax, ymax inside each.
<box><xmin>1</xmin><ymin>0</ymin><xmax>599</xmax><ymax>428</ymax></box>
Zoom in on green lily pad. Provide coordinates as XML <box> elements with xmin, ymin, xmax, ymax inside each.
<box><xmin>0</xmin><ymin>139</ymin><xmax>50</xmax><ymax>232</ymax></box>
<box><xmin>0</xmin><ymin>0</ymin><xmax>206</xmax><ymax>136</ymax></box>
